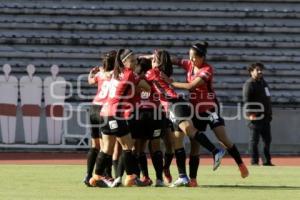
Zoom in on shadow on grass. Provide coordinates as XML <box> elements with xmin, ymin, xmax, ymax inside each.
<box><xmin>201</xmin><ymin>185</ymin><xmax>300</xmax><ymax>190</ymax></box>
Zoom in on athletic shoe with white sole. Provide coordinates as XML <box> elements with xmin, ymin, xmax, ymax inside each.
<box><xmin>89</xmin><ymin>175</ymin><xmax>113</xmax><ymax>188</ymax></box>
<box><xmin>111</xmin><ymin>177</ymin><xmax>122</xmax><ymax>187</ymax></box>
<box><xmin>169</xmin><ymin>176</ymin><xmax>190</xmax><ymax>187</ymax></box>
<box><xmin>124</xmin><ymin>174</ymin><xmax>148</xmax><ymax>187</ymax></box>
<box><xmin>213</xmin><ymin>149</ymin><xmax>226</xmax><ymax>171</ymax></box>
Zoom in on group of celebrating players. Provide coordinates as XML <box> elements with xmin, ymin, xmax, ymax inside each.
<box><xmin>83</xmin><ymin>42</ymin><xmax>249</xmax><ymax>188</ymax></box>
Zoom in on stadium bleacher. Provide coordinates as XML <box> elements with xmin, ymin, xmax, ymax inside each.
<box><xmin>0</xmin><ymin>0</ymin><xmax>300</xmax><ymax>106</ymax></box>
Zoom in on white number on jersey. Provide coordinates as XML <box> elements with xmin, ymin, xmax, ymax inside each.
<box><xmin>98</xmin><ymin>81</ymin><xmax>110</xmax><ymax>99</ymax></box>
<box><xmin>98</xmin><ymin>79</ymin><xmax>119</xmax><ymax>99</ymax></box>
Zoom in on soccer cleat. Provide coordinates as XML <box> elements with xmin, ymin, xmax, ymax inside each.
<box><xmin>124</xmin><ymin>175</ymin><xmax>136</xmax><ymax>187</ymax></box>
<box><xmin>140</xmin><ymin>176</ymin><xmax>153</xmax><ymax>186</ymax></box>
<box><xmin>89</xmin><ymin>176</ymin><xmax>98</xmax><ymax>187</ymax></box>
<box><xmin>89</xmin><ymin>175</ymin><xmax>113</xmax><ymax>188</ymax></box>
<box><xmin>111</xmin><ymin>177</ymin><xmax>122</xmax><ymax>187</ymax></box>
<box><xmin>213</xmin><ymin>149</ymin><xmax>226</xmax><ymax>171</ymax></box>
<box><xmin>188</xmin><ymin>178</ymin><xmax>198</xmax><ymax>187</ymax></box>
<box><xmin>163</xmin><ymin>168</ymin><xmax>172</xmax><ymax>184</ymax></box>
<box><xmin>106</xmin><ymin>176</ymin><xmax>114</xmax><ymax>182</ymax></box>
<box><xmin>100</xmin><ymin>177</ymin><xmax>114</xmax><ymax>188</ymax></box>
<box><xmin>154</xmin><ymin>179</ymin><xmax>165</xmax><ymax>187</ymax></box>
<box><xmin>169</xmin><ymin>176</ymin><xmax>190</xmax><ymax>187</ymax></box>
<box><xmin>83</xmin><ymin>175</ymin><xmax>92</xmax><ymax>187</ymax></box>
<box><xmin>124</xmin><ymin>174</ymin><xmax>148</xmax><ymax>187</ymax></box>
<box><xmin>238</xmin><ymin>163</ymin><xmax>249</xmax><ymax>178</ymax></box>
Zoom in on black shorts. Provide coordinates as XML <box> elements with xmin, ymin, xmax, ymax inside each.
<box><xmin>89</xmin><ymin>105</ymin><xmax>102</xmax><ymax>139</ymax></box>
<box><xmin>100</xmin><ymin>116</ymin><xmax>130</xmax><ymax>137</ymax></box>
<box><xmin>167</xmin><ymin>98</ymin><xmax>193</xmax><ymax>132</ymax></box>
<box><xmin>161</xmin><ymin>112</ymin><xmax>174</xmax><ymax>133</ymax></box>
<box><xmin>129</xmin><ymin>108</ymin><xmax>165</xmax><ymax>140</ymax></box>
<box><xmin>192</xmin><ymin>109</ymin><xmax>225</xmax><ymax>132</ymax></box>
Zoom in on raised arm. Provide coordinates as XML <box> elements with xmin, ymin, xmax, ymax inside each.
<box><xmin>171</xmin><ymin>55</ymin><xmax>191</xmax><ymax>72</ymax></box>
<box><xmin>138</xmin><ymin>54</ymin><xmax>154</xmax><ymax>60</ymax></box>
<box><xmin>88</xmin><ymin>67</ymin><xmax>100</xmax><ymax>85</ymax></box>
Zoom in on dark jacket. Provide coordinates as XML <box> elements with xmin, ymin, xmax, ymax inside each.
<box><xmin>243</xmin><ymin>77</ymin><xmax>272</xmax><ymax>120</ymax></box>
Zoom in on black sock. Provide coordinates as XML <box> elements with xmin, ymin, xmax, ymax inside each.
<box><xmin>86</xmin><ymin>148</ymin><xmax>99</xmax><ymax>177</ymax></box>
<box><xmin>134</xmin><ymin>153</ymin><xmax>141</xmax><ymax>177</ymax></box>
<box><xmin>117</xmin><ymin>153</ymin><xmax>125</xmax><ymax>178</ymax></box>
<box><xmin>163</xmin><ymin>153</ymin><xmax>174</xmax><ymax>170</ymax></box>
<box><xmin>138</xmin><ymin>152</ymin><xmax>149</xmax><ymax>178</ymax></box>
<box><xmin>189</xmin><ymin>155</ymin><xmax>199</xmax><ymax>179</ymax></box>
<box><xmin>175</xmin><ymin>148</ymin><xmax>187</xmax><ymax>177</ymax></box>
<box><xmin>104</xmin><ymin>155</ymin><xmax>112</xmax><ymax>178</ymax></box>
<box><xmin>151</xmin><ymin>151</ymin><xmax>163</xmax><ymax>180</ymax></box>
<box><xmin>112</xmin><ymin>159</ymin><xmax>119</xmax><ymax>178</ymax></box>
<box><xmin>193</xmin><ymin>131</ymin><xmax>217</xmax><ymax>154</ymax></box>
<box><xmin>95</xmin><ymin>151</ymin><xmax>110</xmax><ymax>176</ymax></box>
<box><xmin>227</xmin><ymin>144</ymin><xmax>243</xmax><ymax>165</ymax></box>
<box><xmin>123</xmin><ymin>150</ymin><xmax>139</xmax><ymax>176</ymax></box>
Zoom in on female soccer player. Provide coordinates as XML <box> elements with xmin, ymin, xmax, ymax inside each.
<box><xmin>142</xmin><ymin>50</ymin><xmax>226</xmax><ymax>187</ymax></box>
<box><xmin>111</xmin><ymin>58</ymin><xmax>161</xmax><ymax>187</ymax></box>
<box><xmin>169</xmin><ymin>42</ymin><xmax>249</xmax><ymax>180</ymax></box>
<box><xmin>130</xmin><ymin>57</ymin><xmax>167</xmax><ymax>186</ymax></box>
<box><xmin>83</xmin><ymin>50</ymin><xmax>116</xmax><ymax>186</ymax></box>
<box><xmin>136</xmin><ymin>58</ymin><xmax>175</xmax><ymax>185</ymax></box>
<box><xmin>89</xmin><ymin>49</ymin><xmax>150</xmax><ymax>187</ymax></box>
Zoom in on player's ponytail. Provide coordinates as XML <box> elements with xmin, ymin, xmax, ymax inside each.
<box><xmin>114</xmin><ymin>49</ymin><xmax>133</xmax><ymax>79</ymax></box>
<box><xmin>114</xmin><ymin>49</ymin><xmax>125</xmax><ymax>79</ymax></box>
<box><xmin>191</xmin><ymin>41</ymin><xmax>208</xmax><ymax>57</ymax></box>
<box><xmin>103</xmin><ymin>50</ymin><xmax>117</xmax><ymax>72</ymax></box>
<box><xmin>154</xmin><ymin>49</ymin><xmax>173</xmax><ymax>77</ymax></box>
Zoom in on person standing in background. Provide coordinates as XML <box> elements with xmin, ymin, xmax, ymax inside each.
<box><xmin>243</xmin><ymin>62</ymin><xmax>274</xmax><ymax>166</ymax></box>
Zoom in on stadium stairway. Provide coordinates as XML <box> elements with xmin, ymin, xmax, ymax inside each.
<box><xmin>0</xmin><ymin>0</ymin><xmax>300</xmax><ymax>106</ymax></box>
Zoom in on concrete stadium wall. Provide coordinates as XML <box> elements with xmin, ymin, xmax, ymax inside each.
<box><xmin>0</xmin><ymin>103</ymin><xmax>90</xmax><ymax>147</ymax></box>
<box><xmin>185</xmin><ymin>107</ymin><xmax>300</xmax><ymax>154</ymax></box>
<box><xmin>0</xmin><ymin>105</ymin><xmax>299</xmax><ymax>154</ymax></box>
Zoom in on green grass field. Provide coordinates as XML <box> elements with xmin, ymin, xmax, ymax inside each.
<box><xmin>0</xmin><ymin>165</ymin><xmax>299</xmax><ymax>200</ymax></box>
